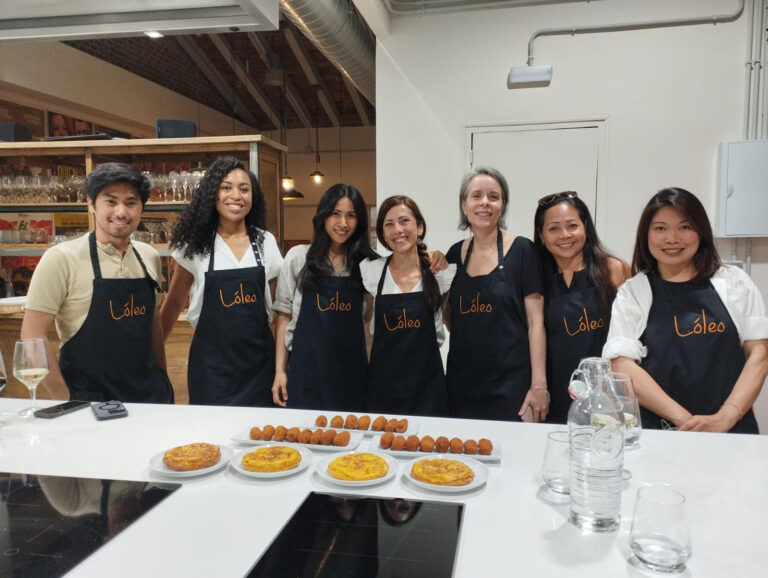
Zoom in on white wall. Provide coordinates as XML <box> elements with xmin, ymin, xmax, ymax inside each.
<box><xmin>375</xmin><ymin>0</ymin><xmax>768</xmax><ymax>429</ymax></box>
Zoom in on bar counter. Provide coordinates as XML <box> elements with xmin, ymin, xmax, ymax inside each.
<box><xmin>0</xmin><ymin>398</ymin><xmax>765</xmax><ymax>577</ymax></box>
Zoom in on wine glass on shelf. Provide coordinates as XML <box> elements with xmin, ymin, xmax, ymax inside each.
<box><xmin>13</xmin><ymin>339</ymin><xmax>49</xmax><ymax>418</ymax></box>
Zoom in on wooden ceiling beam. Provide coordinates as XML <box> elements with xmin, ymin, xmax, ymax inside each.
<box><xmin>342</xmin><ymin>77</ymin><xmax>370</xmax><ymax>127</ymax></box>
<box><xmin>246</xmin><ymin>32</ymin><xmax>312</xmax><ymax>129</ymax></box>
<box><xmin>284</xmin><ymin>27</ymin><xmax>340</xmax><ymax>127</ymax></box>
<box><xmin>176</xmin><ymin>36</ymin><xmax>261</xmax><ymax>129</ymax></box>
<box><xmin>208</xmin><ymin>33</ymin><xmax>282</xmax><ymax>130</ymax></box>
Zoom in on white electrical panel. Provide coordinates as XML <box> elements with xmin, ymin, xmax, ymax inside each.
<box><xmin>716</xmin><ymin>141</ymin><xmax>768</xmax><ymax>237</ymax></box>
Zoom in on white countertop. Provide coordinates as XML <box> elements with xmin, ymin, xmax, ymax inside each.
<box><xmin>0</xmin><ymin>398</ymin><xmax>765</xmax><ymax>577</ymax></box>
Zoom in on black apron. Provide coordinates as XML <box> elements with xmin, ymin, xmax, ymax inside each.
<box><xmin>446</xmin><ymin>232</ymin><xmax>530</xmax><ymax>420</ymax></box>
<box><xmin>187</xmin><ymin>235</ymin><xmax>274</xmax><ymax>406</ymax></box>
<box><xmin>366</xmin><ymin>258</ymin><xmax>447</xmax><ymax>417</ymax></box>
<box><xmin>287</xmin><ymin>275</ymin><xmax>367</xmax><ymax>411</ymax></box>
<box><xmin>59</xmin><ymin>232</ymin><xmax>173</xmax><ymax>403</ymax></box>
<box><xmin>640</xmin><ymin>273</ymin><xmax>758</xmax><ymax>433</ymax></box>
<box><xmin>545</xmin><ymin>269</ymin><xmax>609</xmax><ymax>424</ymax></box>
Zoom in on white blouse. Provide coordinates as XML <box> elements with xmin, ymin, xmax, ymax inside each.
<box><xmin>602</xmin><ymin>266</ymin><xmax>768</xmax><ymax>361</ymax></box>
<box><xmin>172</xmin><ymin>231</ymin><xmax>282</xmax><ymax>328</ymax></box>
<box><xmin>359</xmin><ymin>257</ymin><xmax>456</xmax><ymax>346</ymax></box>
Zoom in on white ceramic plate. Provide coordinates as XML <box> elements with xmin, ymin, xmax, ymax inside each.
<box><xmin>304</xmin><ymin>416</ymin><xmax>420</xmax><ymax>437</ymax></box>
<box><xmin>314</xmin><ymin>451</ymin><xmax>399</xmax><ymax>487</ymax></box>
<box><xmin>231</xmin><ymin>428</ymin><xmax>362</xmax><ymax>452</ymax></box>
<box><xmin>149</xmin><ymin>445</ymin><xmax>233</xmax><ymax>478</ymax></box>
<box><xmin>230</xmin><ymin>445</ymin><xmax>313</xmax><ymax>479</ymax></box>
<box><xmin>403</xmin><ymin>455</ymin><xmax>489</xmax><ymax>493</ymax></box>
<box><xmin>372</xmin><ymin>435</ymin><xmax>502</xmax><ymax>463</ymax></box>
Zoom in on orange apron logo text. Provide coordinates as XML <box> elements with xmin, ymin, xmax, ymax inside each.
<box><xmin>563</xmin><ymin>308</ymin><xmax>604</xmax><ymax>336</ymax></box>
<box><xmin>316</xmin><ymin>291</ymin><xmax>352</xmax><ymax>312</ymax></box>
<box><xmin>383</xmin><ymin>308</ymin><xmax>421</xmax><ymax>331</ymax></box>
<box><xmin>109</xmin><ymin>295</ymin><xmax>147</xmax><ymax>320</ymax></box>
<box><xmin>674</xmin><ymin>309</ymin><xmax>726</xmax><ymax>337</ymax></box>
<box><xmin>220</xmin><ymin>283</ymin><xmax>258</xmax><ymax>307</ymax></box>
<box><xmin>459</xmin><ymin>292</ymin><xmax>493</xmax><ymax>314</ymax></box>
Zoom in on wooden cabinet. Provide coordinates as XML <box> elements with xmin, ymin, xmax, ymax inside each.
<box><xmin>0</xmin><ymin>135</ymin><xmax>285</xmax><ymax>402</ymax></box>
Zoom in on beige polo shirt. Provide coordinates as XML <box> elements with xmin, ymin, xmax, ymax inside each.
<box><xmin>25</xmin><ymin>234</ymin><xmax>163</xmax><ymax>347</ymax></box>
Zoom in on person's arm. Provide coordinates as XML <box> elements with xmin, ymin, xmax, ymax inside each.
<box><xmin>151</xmin><ymin>305</ymin><xmax>167</xmax><ymax>372</ymax></box>
<box><xmin>518</xmin><ymin>292</ymin><xmax>549</xmax><ymax>422</ymax></box>
<box><xmin>678</xmin><ymin>339</ymin><xmax>768</xmax><ymax>432</ymax></box>
<box><xmin>608</xmin><ymin>257</ymin><xmax>632</xmax><ymax>289</ymax></box>
<box><xmin>612</xmin><ymin>356</ymin><xmax>693</xmax><ymax>427</ymax></box>
<box><xmin>20</xmin><ymin>309</ymin><xmax>69</xmax><ymax>400</ymax></box>
<box><xmin>441</xmin><ymin>292</ymin><xmax>452</xmax><ymax>332</ymax></box>
<box><xmin>271</xmin><ymin>312</ymin><xmax>291</xmax><ymax>407</ymax></box>
<box><xmin>427</xmin><ymin>251</ymin><xmax>448</xmax><ymax>273</ymax></box>
<box><xmin>158</xmin><ymin>261</ymin><xmax>194</xmax><ymax>341</ymax></box>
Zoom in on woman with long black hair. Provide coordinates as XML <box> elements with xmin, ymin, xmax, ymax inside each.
<box><xmin>159</xmin><ymin>156</ymin><xmax>282</xmax><ymax>406</ymax></box>
<box><xmin>533</xmin><ymin>191</ymin><xmax>630</xmax><ymax>423</ymax></box>
<box><xmin>271</xmin><ymin>184</ymin><xmax>377</xmax><ymax>411</ymax></box>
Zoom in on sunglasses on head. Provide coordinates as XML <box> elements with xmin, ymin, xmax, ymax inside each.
<box><xmin>537</xmin><ymin>191</ymin><xmax>578</xmax><ymax>207</ymax></box>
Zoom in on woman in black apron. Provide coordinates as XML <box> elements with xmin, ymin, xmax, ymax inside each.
<box><xmin>361</xmin><ymin>196</ymin><xmax>452</xmax><ymax>417</ymax></box>
<box><xmin>445</xmin><ymin>167</ymin><xmax>549</xmax><ymax>421</ymax></box>
<box><xmin>606</xmin><ymin>188</ymin><xmax>768</xmax><ymax>433</ymax></box>
<box><xmin>533</xmin><ymin>192</ymin><xmax>630</xmax><ymax>423</ymax></box>
<box><xmin>160</xmin><ymin>157</ymin><xmax>281</xmax><ymax>406</ymax></box>
<box><xmin>271</xmin><ymin>184</ymin><xmax>377</xmax><ymax>411</ymax></box>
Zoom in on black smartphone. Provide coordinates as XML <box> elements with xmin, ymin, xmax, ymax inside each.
<box><xmin>91</xmin><ymin>401</ymin><xmax>128</xmax><ymax>420</ymax></box>
<box><xmin>33</xmin><ymin>400</ymin><xmax>91</xmax><ymax>419</ymax></box>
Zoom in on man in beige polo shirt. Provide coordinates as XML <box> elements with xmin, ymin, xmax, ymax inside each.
<box><xmin>21</xmin><ymin>163</ymin><xmax>173</xmax><ymax>403</ymax></box>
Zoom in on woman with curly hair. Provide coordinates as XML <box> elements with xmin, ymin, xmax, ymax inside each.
<box><xmin>160</xmin><ymin>157</ymin><xmax>282</xmax><ymax>406</ymax></box>
<box><xmin>360</xmin><ymin>195</ymin><xmax>454</xmax><ymax>416</ymax></box>
<box><xmin>271</xmin><ymin>184</ymin><xmax>377</xmax><ymax>410</ymax></box>
<box><xmin>533</xmin><ymin>191</ymin><xmax>630</xmax><ymax>424</ymax></box>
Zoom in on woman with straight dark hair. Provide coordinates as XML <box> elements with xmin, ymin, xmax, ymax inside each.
<box><xmin>160</xmin><ymin>156</ymin><xmax>282</xmax><ymax>406</ymax></box>
<box><xmin>534</xmin><ymin>191</ymin><xmax>630</xmax><ymax>423</ymax></box>
<box><xmin>271</xmin><ymin>184</ymin><xmax>377</xmax><ymax>410</ymax></box>
<box><xmin>445</xmin><ymin>167</ymin><xmax>548</xmax><ymax>421</ymax></box>
<box><xmin>361</xmin><ymin>195</ymin><xmax>454</xmax><ymax>416</ymax></box>
<box><xmin>604</xmin><ymin>187</ymin><xmax>768</xmax><ymax>433</ymax></box>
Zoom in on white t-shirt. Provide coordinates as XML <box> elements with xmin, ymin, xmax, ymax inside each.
<box><xmin>172</xmin><ymin>231</ymin><xmax>282</xmax><ymax>328</ymax></box>
<box><xmin>359</xmin><ymin>257</ymin><xmax>456</xmax><ymax>346</ymax></box>
<box><xmin>603</xmin><ymin>266</ymin><xmax>768</xmax><ymax>361</ymax></box>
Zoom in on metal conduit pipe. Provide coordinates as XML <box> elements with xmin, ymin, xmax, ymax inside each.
<box><xmin>526</xmin><ymin>0</ymin><xmax>746</xmax><ymax>66</ymax></box>
<box><xmin>280</xmin><ymin>0</ymin><xmax>376</xmax><ymax>105</ymax></box>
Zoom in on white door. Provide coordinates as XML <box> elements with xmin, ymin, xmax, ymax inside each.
<box><xmin>467</xmin><ymin>120</ymin><xmax>607</xmax><ymax>239</ymax></box>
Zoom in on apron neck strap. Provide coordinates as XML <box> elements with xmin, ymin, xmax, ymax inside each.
<box><xmin>208</xmin><ymin>231</ymin><xmax>262</xmax><ymax>272</ymax></box>
<box><xmin>376</xmin><ymin>256</ymin><xmax>392</xmax><ymax>297</ymax></box>
<box><xmin>88</xmin><ymin>231</ymin><xmax>161</xmax><ymax>293</ymax></box>
<box><xmin>465</xmin><ymin>229</ymin><xmax>504</xmax><ymax>274</ymax></box>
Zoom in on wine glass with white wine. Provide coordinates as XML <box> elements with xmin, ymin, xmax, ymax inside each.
<box><xmin>13</xmin><ymin>339</ymin><xmax>49</xmax><ymax>417</ymax></box>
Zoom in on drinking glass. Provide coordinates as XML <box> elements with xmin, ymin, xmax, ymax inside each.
<box><xmin>540</xmin><ymin>430</ymin><xmax>570</xmax><ymax>504</ymax></box>
<box><xmin>629</xmin><ymin>485</ymin><xmax>692</xmax><ymax>573</ymax></box>
<box><xmin>13</xmin><ymin>339</ymin><xmax>50</xmax><ymax>417</ymax></box>
<box><xmin>0</xmin><ymin>349</ymin><xmax>6</xmax><ymax>395</ymax></box>
<box><xmin>611</xmin><ymin>372</ymin><xmax>642</xmax><ymax>448</ymax></box>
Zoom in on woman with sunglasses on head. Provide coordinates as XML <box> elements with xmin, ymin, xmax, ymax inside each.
<box><xmin>533</xmin><ymin>191</ymin><xmax>630</xmax><ymax>424</ymax></box>
<box><xmin>360</xmin><ymin>195</ymin><xmax>454</xmax><ymax>416</ymax></box>
<box><xmin>159</xmin><ymin>156</ymin><xmax>283</xmax><ymax>406</ymax></box>
<box><xmin>604</xmin><ymin>188</ymin><xmax>768</xmax><ymax>433</ymax></box>
<box><xmin>445</xmin><ymin>167</ymin><xmax>548</xmax><ymax>422</ymax></box>
<box><xmin>271</xmin><ymin>184</ymin><xmax>377</xmax><ymax>411</ymax></box>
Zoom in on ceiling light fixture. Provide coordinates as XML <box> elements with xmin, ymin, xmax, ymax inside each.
<box><xmin>282</xmin><ymin>189</ymin><xmax>304</xmax><ymax>201</ymax></box>
<box><xmin>281</xmin><ymin>176</ymin><xmax>294</xmax><ymax>191</ymax></box>
<box><xmin>144</xmin><ymin>31</ymin><xmax>164</xmax><ymax>39</ymax></box>
<box><xmin>309</xmin><ymin>87</ymin><xmax>324</xmax><ymax>184</ymax></box>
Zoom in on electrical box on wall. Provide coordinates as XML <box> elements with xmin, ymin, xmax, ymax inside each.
<box><xmin>716</xmin><ymin>141</ymin><xmax>768</xmax><ymax>237</ymax></box>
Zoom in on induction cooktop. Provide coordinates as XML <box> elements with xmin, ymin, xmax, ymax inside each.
<box><xmin>0</xmin><ymin>472</ymin><xmax>179</xmax><ymax>577</ymax></box>
<box><xmin>249</xmin><ymin>492</ymin><xmax>464</xmax><ymax>578</ymax></box>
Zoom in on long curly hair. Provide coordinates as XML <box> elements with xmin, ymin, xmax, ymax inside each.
<box><xmin>300</xmin><ymin>184</ymin><xmax>378</xmax><ymax>293</ymax></box>
<box><xmin>376</xmin><ymin>195</ymin><xmax>442</xmax><ymax>313</ymax></box>
<box><xmin>170</xmin><ymin>157</ymin><xmax>267</xmax><ymax>258</ymax></box>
